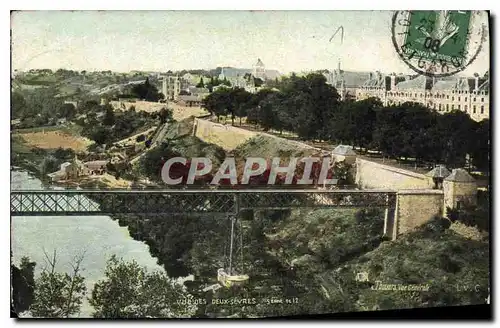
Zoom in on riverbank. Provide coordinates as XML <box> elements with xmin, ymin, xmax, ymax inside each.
<box><xmin>12</xmin><ymin>133</ymin><xmax>135</xmax><ymax>189</ymax></box>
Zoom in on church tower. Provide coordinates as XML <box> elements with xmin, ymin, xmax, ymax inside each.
<box><xmin>253</xmin><ymin>58</ymin><xmax>266</xmax><ymax>80</ymax></box>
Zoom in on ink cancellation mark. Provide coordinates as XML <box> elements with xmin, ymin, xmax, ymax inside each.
<box><xmin>391</xmin><ymin>10</ymin><xmax>487</xmax><ymax>77</ymax></box>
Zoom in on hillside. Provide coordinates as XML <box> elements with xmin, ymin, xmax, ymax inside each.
<box><xmin>119</xmin><ymin>122</ymin><xmax>490</xmax><ymax>318</ymax></box>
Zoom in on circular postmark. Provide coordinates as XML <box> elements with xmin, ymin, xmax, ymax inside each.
<box><xmin>391</xmin><ymin>10</ymin><xmax>488</xmax><ymax>77</ymax></box>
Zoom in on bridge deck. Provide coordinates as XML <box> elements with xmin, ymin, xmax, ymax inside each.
<box><xmin>11</xmin><ymin>189</ymin><xmax>397</xmax><ymax>216</ymax></box>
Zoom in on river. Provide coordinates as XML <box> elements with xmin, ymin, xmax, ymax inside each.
<box><xmin>11</xmin><ymin>170</ymin><xmax>175</xmax><ymax>317</ymax></box>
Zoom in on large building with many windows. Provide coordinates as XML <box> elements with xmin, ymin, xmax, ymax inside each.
<box><xmin>356</xmin><ymin>73</ymin><xmax>489</xmax><ymax>122</ymax></box>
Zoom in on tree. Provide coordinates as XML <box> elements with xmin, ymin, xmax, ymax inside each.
<box><xmin>221</xmin><ymin>77</ymin><xmax>231</xmax><ymax>87</ymax></box>
<box><xmin>258</xmin><ymin>92</ymin><xmax>285</xmax><ymax>132</ymax></box>
<box><xmin>52</xmin><ymin>148</ymin><xmax>75</xmax><ymax>161</ymax></box>
<box><xmin>250</xmin><ymin>73</ymin><xmax>340</xmax><ymax>140</ymax></box>
<box><xmin>372</xmin><ymin>103</ymin><xmax>414</xmax><ymax>160</ymax></box>
<box><xmin>206</xmin><ymin>76</ymin><xmax>215</xmax><ymax>92</ymax></box>
<box><xmin>78</xmin><ymin>100</ymin><xmax>101</xmax><ymax>114</ymax></box>
<box><xmin>196</xmin><ymin>77</ymin><xmax>205</xmax><ymax>88</ymax></box>
<box><xmin>29</xmin><ymin>250</ymin><xmax>86</xmax><ymax>318</ymax></box>
<box><xmin>469</xmin><ymin>119</ymin><xmax>490</xmax><ymax>172</ymax></box>
<box><xmin>102</xmin><ymin>105</ymin><xmax>116</xmax><ymax>126</ymax></box>
<box><xmin>330</xmin><ymin>98</ymin><xmax>380</xmax><ymax>150</ymax></box>
<box><xmin>11</xmin><ymin>91</ymin><xmax>27</xmax><ymax>119</ymax></box>
<box><xmin>11</xmin><ymin>256</ymin><xmax>36</xmax><ymax>315</ymax></box>
<box><xmin>254</xmin><ymin>77</ymin><xmax>264</xmax><ymax>88</ymax></box>
<box><xmin>437</xmin><ymin>110</ymin><xmax>475</xmax><ymax>167</ymax></box>
<box><xmin>131</xmin><ymin>78</ymin><xmax>163</xmax><ymax>102</ymax></box>
<box><xmin>93</xmin><ymin>127</ymin><xmax>111</xmax><ymax>146</ymax></box>
<box><xmin>89</xmin><ymin>255</ymin><xmax>193</xmax><ymax>318</ymax></box>
<box><xmin>60</xmin><ymin>103</ymin><xmax>77</xmax><ymax>120</ymax></box>
<box><xmin>202</xmin><ymin>88</ymin><xmax>231</xmax><ymax>121</ymax></box>
<box><xmin>230</xmin><ymin>87</ymin><xmax>252</xmax><ymax>125</ymax></box>
<box><xmin>40</xmin><ymin>156</ymin><xmax>60</xmax><ymax>175</ymax></box>
<box><xmin>158</xmin><ymin>107</ymin><xmax>173</xmax><ymax>124</ymax></box>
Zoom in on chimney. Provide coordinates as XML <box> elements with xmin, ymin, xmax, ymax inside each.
<box><xmin>475</xmin><ymin>76</ymin><xmax>479</xmax><ymax>91</ymax></box>
<box><xmin>337</xmin><ymin>60</ymin><xmax>341</xmax><ymax>74</ymax></box>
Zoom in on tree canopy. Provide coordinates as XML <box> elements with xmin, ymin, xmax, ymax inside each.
<box><xmin>89</xmin><ymin>255</ymin><xmax>193</xmax><ymax>318</ymax></box>
<box><xmin>201</xmin><ymin>73</ymin><xmax>489</xmax><ymax>171</ymax></box>
<box><xmin>131</xmin><ymin>78</ymin><xmax>164</xmax><ymax>102</ymax></box>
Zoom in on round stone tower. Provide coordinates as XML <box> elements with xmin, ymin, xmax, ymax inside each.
<box><xmin>443</xmin><ymin>168</ymin><xmax>477</xmax><ymax>215</ymax></box>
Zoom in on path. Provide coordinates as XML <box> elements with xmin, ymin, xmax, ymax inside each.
<box><xmin>114</xmin><ymin>126</ymin><xmax>157</xmax><ymax>146</ymax></box>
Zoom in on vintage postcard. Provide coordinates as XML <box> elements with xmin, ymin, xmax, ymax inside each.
<box><xmin>10</xmin><ymin>10</ymin><xmax>490</xmax><ymax>319</ymax></box>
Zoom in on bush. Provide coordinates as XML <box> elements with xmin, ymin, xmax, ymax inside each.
<box><xmin>52</xmin><ymin>148</ymin><xmax>75</xmax><ymax>161</ymax></box>
<box><xmin>40</xmin><ymin>156</ymin><xmax>60</xmax><ymax>175</ymax></box>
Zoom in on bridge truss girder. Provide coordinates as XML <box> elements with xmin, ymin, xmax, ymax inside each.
<box><xmin>10</xmin><ymin>190</ymin><xmax>397</xmax><ymax>217</ymax></box>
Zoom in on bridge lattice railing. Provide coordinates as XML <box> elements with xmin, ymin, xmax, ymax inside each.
<box><xmin>10</xmin><ymin>190</ymin><xmax>397</xmax><ymax>216</ymax></box>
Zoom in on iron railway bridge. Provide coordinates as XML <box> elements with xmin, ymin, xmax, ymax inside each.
<box><xmin>11</xmin><ymin>189</ymin><xmax>397</xmax><ymax>235</ymax></box>
<box><xmin>11</xmin><ymin>189</ymin><xmax>398</xmax><ymax>274</ymax></box>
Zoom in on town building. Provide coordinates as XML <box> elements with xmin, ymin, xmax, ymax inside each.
<box><xmin>182</xmin><ymin>73</ymin><xmax>211</xmax><ymax>86</ymax></box>
<box><xmin>253</xmin><ymin>58</ymin><xmax>266</xmax><ymax>80</ymax></box>
<box><xmin>356</xmin><ymin>73</ymin><xmax>490</xmax><ymax>122</ymax></box>
<box><xmin>187</xmin><ymin>86</ymin><xmax>210</xmax><ymax>98</ymax></box>
<box><xmin>162</xmin><ymin>76</ymin><xmax>190</xmax><ymax>101</ymax></box>
<box><xmin>218</xmin><ymin>59</ymin><xmax>281</xmax><ymax>91</ymax></box>
<box><xmin>177</xmin><ymin>95</ymin><xmax>204</xmax><ymax>107</ymax></box>
<box><xmin>47</xmin><ymin>156</ymin><xmax>86</xmax><ymax>182</ymax></box>
<box><xmin>84</xmin><ymin>160</ymin><xmax>108</xmax><ymax>175</ymax></box>
<box><xmin>323</xmin><ymin>63</ymin><xmax>373</xmax><ymax>101</ymax></box>
<box><xmin>47</xmin><ymin>157</ymin><xmax>109</xmax><ymax>182</ymax></box>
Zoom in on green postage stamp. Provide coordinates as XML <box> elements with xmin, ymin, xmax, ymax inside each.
<box><xmin>392</xmin><ymin>11</ymin><xmax>487</xmax><ymax>76</ymax></box>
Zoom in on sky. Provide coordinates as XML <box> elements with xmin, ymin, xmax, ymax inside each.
<box><xmin>11</xmin><ymin>10</ymin><xmax>490</xmax><ymax>75</ymax></box>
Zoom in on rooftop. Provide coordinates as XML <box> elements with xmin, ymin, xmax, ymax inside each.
<box><xmin>362</xmin><ymin>73</ymin><xmax>386</xmax><ymax>88</ymax></box>
<box><xmin>444</xmin><ymin>168</ymin><xmax>476</xmax><ymax>182</ymax></box>
<box><xmin>432</xmin><ymin>78</ymin><xmax>474</xmax><ymax>92</ymax></box>
<box><xmin>337</xmin><ymin>71</ymin><xmax>372</xmax><ymax>89</ymax></box>
<box><xmin>395</xmin><ymin>75</ymin><xmax>428</xmax><ymax>90</ymax></box>
<box><xmin>220</xmin><ymin>67</ymin><xmax>281</xmax><ymax>81</ymax></box>
<box><xmin>220</xmin><ymin>68</ymin><xmax>252</xmax><ymax>79</ymax></box>
<box><xmin>84</xmin><ymin>160</ymin><xmax>108</xmax><ymax>167</ymax></box>
<box><xmin>187</xmin><ymin>87</ymin><xmax>209</xmax><ymax>94</ymax></box>
<box><xmin>426</xmin><ymin>165</ymin><xmax>451</xmax><ymax>179</ymax></box>
<box><xmin>477</xmin><ymin>79</ymin><xmax>489</xmax><ymax>92</ymax></box>
<box><xmin>178</xmin><ymin>95</ymin><xmax>203</xmax><ymax>102</ymax></box>
<box><xmin>332</xmin><ymin>145</ymin><xmax>356</xmax><ymax>156</ymax></box>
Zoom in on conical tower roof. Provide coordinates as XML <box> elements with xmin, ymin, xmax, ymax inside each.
<box><xmin>255</xmin><ymin>58</ymin><xmax>264</xmax><ymax>67</ymax></box>
<box><xmin>332</xmin><ymin>145</ymin><xmax>356</xmax><ymax>156</ymax></box>
<box><xmin>444</xmin><ymin>168</ymin><xmax>476</xmax><ymax>183</ymax></box>
<box><xmin>426</xmin><ymin>165</ymin><xmax>451</xmax><ymax>179</ymax></box>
